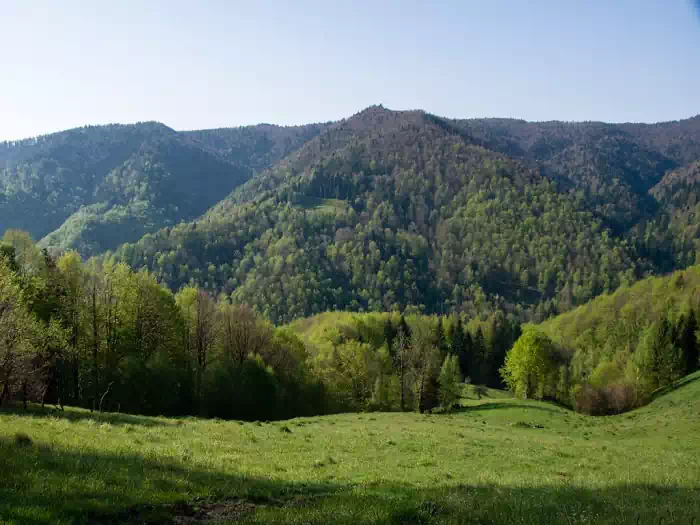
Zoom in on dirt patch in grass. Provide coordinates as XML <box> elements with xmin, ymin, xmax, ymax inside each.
<box><xmin>91</xmin><ymin>496</ymin><xmax>318</xmax><ymax>524</ymax></box>
<box><xmin>170</xmin><ymin>500</ymin><xmax>257</xmax><ymax>523</ymax></box>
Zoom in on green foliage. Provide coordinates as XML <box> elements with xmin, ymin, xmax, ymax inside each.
<box><xmin>438</xmin><ymin>355</ymin><xmax>462</xmax><ymax>410</ymax></box>
<box><xmin>105</xmin><ymin>107</ymin><xmax>700</xmax><ymax>325</ymax></box>
<box><xmin>534</xmin><ymin>265</ymin><xmax>700</xmax><ymax>412</ymax></box>
<box><xmin>5</xmin><ymin>109</ymin><xmax>700</xmax><ymax>328</ymax></box>
<box><xmin>0</xmin><ymin>122</ymin><xmax>326</xmax><ymax>256</ymax></box>
<box><xmin>501</xmin><ymin>328</ymin><xmax>561</xmax><ymax>400</ymax></box>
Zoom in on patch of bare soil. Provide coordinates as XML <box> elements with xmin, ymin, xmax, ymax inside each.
<box><xmin>169</xmin><ymin>500</ymin><xmax>258</xmax><ymax>523</ymax></box>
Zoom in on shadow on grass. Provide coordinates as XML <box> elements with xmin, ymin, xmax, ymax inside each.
<box><xmin>0</xmin><ymin>404</ymin><xmax>170</xmax><ymax>427</ymax></box>
<box><xmin>1</xmin><ymin>437</ymin><xmax>698</xmax><ymax>524</ymax></box>
<box><xmin>455</xmin><ymin>401</ymin><xmax>563</xmax><ymax>414</ymax></box>
<box><xmin>651</xmin><ymin>372</ymin><xmax>700</xmax><ymax>401</ymax></box>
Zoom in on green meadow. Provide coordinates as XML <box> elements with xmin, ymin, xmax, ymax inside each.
<box><xmin>2</xmin><ymin>375</ymin><xmax>699</xmax><ymax>525</ymax></box>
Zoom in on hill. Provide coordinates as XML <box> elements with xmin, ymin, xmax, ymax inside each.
<box><xmin>0</xmin><ymin>122</ymin><xmax>326</xmax><ymax>255</ymax></box>
<box><xmin>4</xmin><ymin>107</ymin><xmax>700</xmax><ymax>323</ymax></box>
<box><xmin>1</xmin><ymin>372</ymin><xmax>698</xmax><ymax>524</ymax></box>
<box><xmin>511</xmin><ymin>263</ymin><xmax>700</xmax><ymax>414</ymax></box>
<box><xmin>113</xmin><ymin>106</ymin><xmax>685</xmax><ymax>323</ymax></box>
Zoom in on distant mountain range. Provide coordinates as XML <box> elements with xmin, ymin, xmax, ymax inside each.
<box><xmin>3</xmin><ymin>106</ymin><xmax>700</xmax><ymax>322</ymax></box>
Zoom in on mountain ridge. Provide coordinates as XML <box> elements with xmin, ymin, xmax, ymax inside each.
<box><xmin>4</xmin><ymin>106</ymin><xmax>700</xmax><ymax>323</ymax></box>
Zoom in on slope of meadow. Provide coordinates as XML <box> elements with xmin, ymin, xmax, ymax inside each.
<box><xmin>1</xmin><ymin>372</ymin><xmax>698</xmax><ymax>525</ymax></box>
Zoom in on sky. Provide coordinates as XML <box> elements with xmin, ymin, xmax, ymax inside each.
<box><xmin>1</xmin><ymin>0</ymin><xmax>699</xmax><ymax>141</ymax></box>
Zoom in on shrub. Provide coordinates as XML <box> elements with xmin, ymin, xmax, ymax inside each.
<box><xmin>574</xmin><ymin>384</ymin><xmax>608</xmax><ymax>415</ymax></box>
<box><xmin>574</xmin><ymin>382</ymin><xmax>639</xmax><ymax>415</ymax></box>
<box><xmin>605</xmin><ymin>383</ymin><xmax>637</xmax><ymax>414</ymax></box>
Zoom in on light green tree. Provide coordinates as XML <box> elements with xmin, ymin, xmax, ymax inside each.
<box><xmin>500</xmin><ymin>327</ymin><xmax>561</xmax><ymax>399</ymax></box>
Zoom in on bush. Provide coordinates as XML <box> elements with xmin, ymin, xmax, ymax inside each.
<box><xmin>574</xmin><ymin>382</ymin><xmax>639</xmax><ymax>415</ymax></box>
<box><xmin>574</xmin><ymin>384</ymin><xmax>608</xmax><ymax>415</ymax></box>
<box><xmin>605</xmin><ymin>383</ymin><xmax>637</xmax><ymax>414</ymax></box>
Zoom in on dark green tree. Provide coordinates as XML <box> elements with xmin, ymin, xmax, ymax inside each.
<box><xmin>676</xmin><ymin>309</ymin><xmax>699</xmax><ymax>375</ymax></box>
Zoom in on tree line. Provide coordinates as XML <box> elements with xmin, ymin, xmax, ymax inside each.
<box><xmin>0</xmin><ymin>230</ymin><xmax>520</xmax><ymax>419</ymax></box>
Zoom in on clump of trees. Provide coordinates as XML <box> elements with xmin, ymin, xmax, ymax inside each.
<box><xmin>305</xmin><ymin>311</ymin><xmax>521</xmax><ymax>413</ymax></box>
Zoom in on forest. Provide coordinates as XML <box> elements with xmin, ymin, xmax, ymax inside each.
<box><xmin>2</xmin><ymin>228</ymin><xmax>698</xmax><ymax>420</ymax></box>
<box><xmin>0</xmin><ymin>231</ymin><xmax>520</xmax><ymax>419</ymax></box>
<box><xmin>2</xmin><ymin>107</ymin><xmax>700</xmax><ymax>326</ymax></box>
<box><xmin>3</xmin><ymin>106</ymin><xmax>700</xmax><ymax>419</ymax></box>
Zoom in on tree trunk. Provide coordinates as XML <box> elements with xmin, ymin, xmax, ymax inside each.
<box><xmin>22</xmin><ymin>381</ymin><xmax>28</xmax><ymax>411</ymax></box>
<box><xmin>92</xmin><ymin>282</ymin><xmax>99</xmax><ymax>412</ymax></box>
<box><xmin>99</xmin><ymin>381</ymin><xmax>114</xmax><ymax>412</ymax></box>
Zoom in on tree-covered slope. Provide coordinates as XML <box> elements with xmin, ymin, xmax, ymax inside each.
<box><xmin>5</xmin><ymin>107</ymin><xmax>700</xmax><ymax>325</ymax></box>
<box><xmin>0</xmin><ymin>122</ymin><xmax>326</xmax><ymax>256</ymax></box>
<box><xmin>0</xmin><ymin>122</ymin><xmax>172</xmax><ymax>240</ymax></box>
<box><xmin>452</xmin><ymin>117</ymin><xmax>699</xmax><ymax>231</ymax></box>
<box><xmin>112</xmin><ymin>107</ymin><xmax>658</xmax><ymax>323</ymax></box>
<box><xmin>519</xmin><ymin>264</ymin><xmax>700</xmax><ymax>414</ymax></box>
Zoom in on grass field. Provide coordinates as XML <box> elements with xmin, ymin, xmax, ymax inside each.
<box><xmin>1</xmin><ymin>378</ymin><xmax>699</xmax><ymax>524</ymax></box>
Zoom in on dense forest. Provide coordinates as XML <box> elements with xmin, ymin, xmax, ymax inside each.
<box><xmin>502</xmin><ymin>265</ymin><xmax>700</xmax><ymax>414</ymax></box>
<box><xmin>3</xmin><ymin>230</ymin><xmax>699</xmax><ymax>418</ymax></box>
<box><xmin>107</xmin><ymin>107</ymin><xmax>700</xmax><ymax>323</ymax></box>
<box><xmin>3</xmin><ymin>108</ymin><xmax>700</xmax><ymax>325</ymax></box>
<box><xmin>0</xmin><ymin>122</ymin><xmax>327</xmax><ymax>256</ymax></box>
<box><xmin>0</xmin><ymin>232</ymin><xmax>519</xmax><ymax>419</ymax></box>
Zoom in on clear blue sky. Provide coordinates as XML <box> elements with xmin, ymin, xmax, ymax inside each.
<box><xmin>1</xmin><ymin>0</ymin><xmax>699</xmax><ymax>140</ymax></box>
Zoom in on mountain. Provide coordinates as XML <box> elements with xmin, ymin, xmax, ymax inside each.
<box><xmin>0</xmin><ymin>121</ymin><xmax>326</xmax><ymax>255</ymax></box>
<box><xmin>112</xmin><ymin>106</ymin><xmax>691</xmax><ymax>323</ymax></box>
<box><xmin>4</xmin><ymin>106</ymin><xmax>700</xmax><ymax>324</ymax></box>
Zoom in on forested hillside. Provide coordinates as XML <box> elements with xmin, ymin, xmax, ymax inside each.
<box><xmin>0</xmin><ymin>122</ymin><xmax>326</xmax><ymax>256</ymax></box>
<box><xmin>0</xmin><ymin>232</ymin><xmax>515</xmax><ymax>419</ymax></box>
<box><xmin>112</xmin><ymin>107</ymin><xmax>700</xmax><ymax>324</ymax></box>
<box><xmin>3</xmin><ymin>107</ymin><xmax>700</xmax><ymax>325</ymax></box>
<box><xmin>500</xmin><ymin>264</ymin><xmax>700</xmax><ymax>415</ymax></box>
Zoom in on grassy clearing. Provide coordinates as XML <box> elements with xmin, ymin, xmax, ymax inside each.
<box><xmin>294</xmin><ymin>197</ymin><xmax>349</xmax><ymax>214</ymax></box>
<box><xmin>1</xmin><ymin>374</ymin><xmax>699</xmax><ymax>524</ymax></box>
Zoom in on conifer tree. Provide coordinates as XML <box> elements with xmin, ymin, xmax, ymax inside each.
<box><xmin>473</xmin><ymin>327</ymin><xmax>487</xmax><ymax>384</ymax></box>
<box><xmin>438</xmin><ymin>354</ymin><xmax>462</xmax><ymax>411</ymax></box>
<box><xmin>677</xmin><ymin>309</ymin><xmax>699</xmax><ymax>375</ymax></box>
<box><xmin>434</xmin><ymin>318</ymin><xmax>448</xmax><ymax>355</ymax></box>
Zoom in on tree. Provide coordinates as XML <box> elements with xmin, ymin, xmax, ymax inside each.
<box><xmin>176</xmin><ymin>286</ymin><xmax>217</xmax><ymax>406</ymax></box>
<box><xmin>218</xmin><ymin>302</ymin><xmax>271</xmax><ymax>365</ymax></box>
<box><xmin>438</xmin><ymin>354</ymin><xmax>462</xmax><ymax>411</ymax></box>
<box><xmin>434</xmin><ymin>318</ymin><xmax>448</xmax><ymax>355</ymax></box>
<box><xmin>0</xmin><ymin>258</ymin><xmax>44</xmax><ymax>407</ymax></box>
<box><xmin>472</xmin><ymin>326</ymin><xmax>487</xmax><ymax>384</ymax></box>
<box><xmin>56</xmin><ymin>251</ymin><xmax>86</xmax><ymax>404</ymax></box>
<box><xmin>676</xmin><ymin>309</ymin><xmax>699</xmax><ymax>375</ymax></box>
<box><xmin>633</xmin><ymin>317</ymin><xmax>683</xmax><ymax>393</ymax></box>
<box><xmin>412</xmin><ymin>319</ymin><xmax>441</xmax><ymax>413</ymax></box>
<box><xmin>500</xmin><ymin>328</ymin><xmax>561</xmax><ymax>399</ymax></box>
<box><xmin>384</xmin><ymin>317</ymin><xmax>397</xmax><ymax>354</ymax></box>
<box><xmin>393</xmin><ymin>319</ymin><xmax>412</xmax><ymax>411</ymax></box>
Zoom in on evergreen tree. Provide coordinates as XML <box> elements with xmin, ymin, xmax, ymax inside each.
<box><xmin>438</xmin><ymin>354</ymin><xmax>462</xmax><ymax>411</ymax></box>
<box><xmin>384</xmin><ymin>317</ymin><xmax>397</xmax><ymax>356</ymax></box>
<box><xmin>677</xmin><ymin>309</ymin><xmax>699</xmax><ymax>375</ymax></box>
<box><xmin>434</xmin><ymin>318</ymin><xmax>448</xmax><ymax>355</ymax></box>
<box><xmin>634</xmin><ymin>316</ymin><xmax>683</xmax><ymax>393</ymax></box>
<box><xmin>472</xmin><ymin>327</ymin><xmax>487</xmax><ymax>385</ymax></box>
<box><xmin>398</xmin><ymin>315</ymin><xmax>411</xmax><ymax>341</ymax></box>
